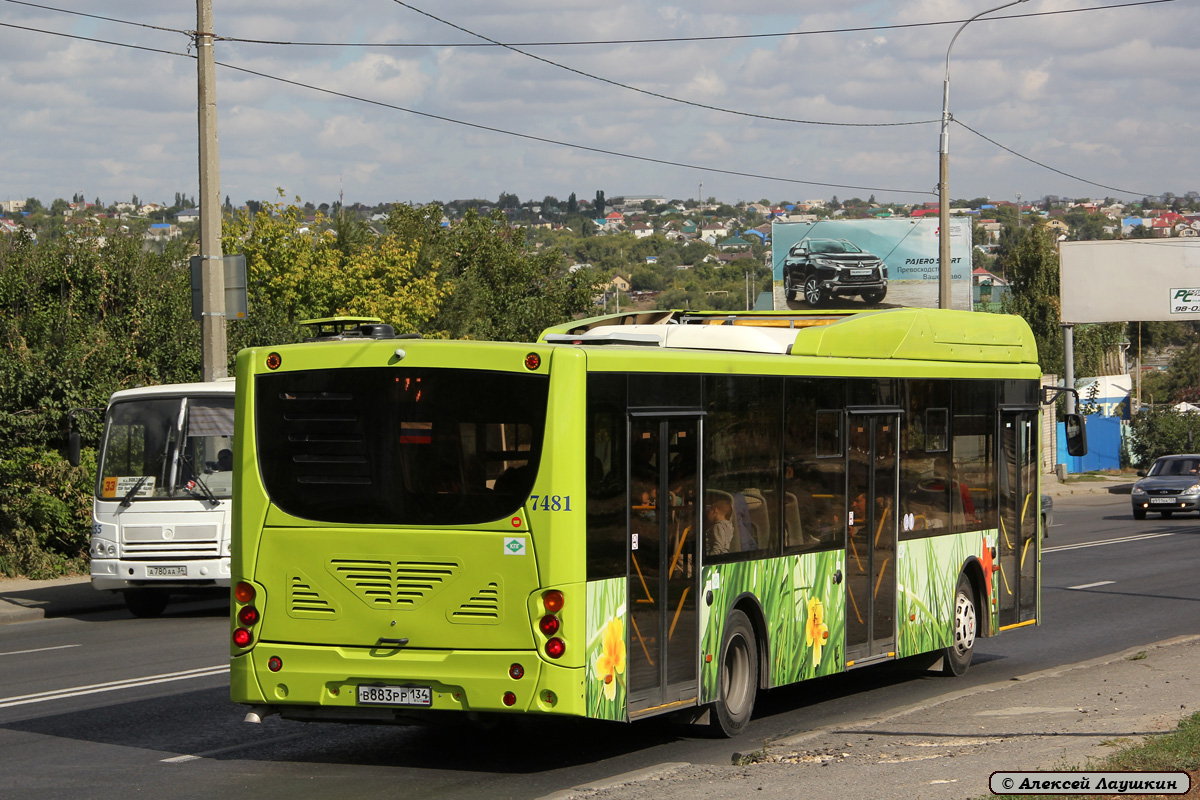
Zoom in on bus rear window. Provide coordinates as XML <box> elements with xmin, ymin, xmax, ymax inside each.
<box><xmin>256</xmin><ymin>367</ymin><xmax>549</xmax><ymax>525</ymax></box>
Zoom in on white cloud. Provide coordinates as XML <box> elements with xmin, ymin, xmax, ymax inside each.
<box><xmin>1</xmin><ymin>0</ymin><xmax>1197</xmax><ymax>206</ymax></box>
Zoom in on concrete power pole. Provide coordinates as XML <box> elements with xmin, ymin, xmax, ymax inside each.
<box><xmin>197</xmin><ymin>0</ymin><xmax>226</xmax><ymax>381</ymax></box>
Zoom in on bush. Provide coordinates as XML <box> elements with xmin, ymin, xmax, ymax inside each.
<box><xmin>1128</xmin><ymin>406</ymin><xmax>1200</xmax><ymax>469</ymax></box>
<box><xmin>0</xmin><ymin>447</ymin><xmax>95</xmax><ymax>578</ymax></box>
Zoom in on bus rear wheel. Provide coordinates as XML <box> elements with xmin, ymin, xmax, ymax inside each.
<box><xmin>712</xmin><ymin>609</ymin><xmax>757</xmax><ymax>737</ymax></box>
<box><xmin>125</xmin><ymin>589</ymin><xmax>169</xmax><ymax>618</ymax></box>
<box><xmin>942</xmin><ymin>575</ymin><xmax>976</xmax><ymax>676</ymax></box>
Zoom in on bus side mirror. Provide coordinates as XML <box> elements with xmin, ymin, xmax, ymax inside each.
<box><xmin>68</xmin><ymin>430</ymin><xmax>82</xmax><ymax>468</ymax></box>
<box><xmin>1064</xmin><ymin>413</ymin><xmax>1087</xmax><ymax>458</ymax></box>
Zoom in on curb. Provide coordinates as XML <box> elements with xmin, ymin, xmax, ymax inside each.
<box><xmin>0</xmin><ymin>578</ymin><xmax>126</xmax><ymax>625</ymax></box>
<box><xmin>765</xmin><ymin>634</ymin><xmax>1200</xmax><ymax>753</ymax></box>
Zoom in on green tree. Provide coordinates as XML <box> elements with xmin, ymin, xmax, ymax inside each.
<box><xmin>999</xmin><ymin>225</ymin><xmax>1062</xmax><ymax>374</ymax></box>
<box><xmin>432</xmin><ymin>209</ymin><xmax>600</xmax><ymax>342</ymax></box>
<box><xmin>0</xmin><ymin>229</ymin><xmax>199</xmax><ymax>575</ymax></box>
<box><xmin>594</xmin><ymin>190</ymin><xmax>606</xmax><ymax>215</ymax></box>
<box><xmin>222</xmin><ymin>195</ymin><xmax>446</xmax><ymax>349</ymax></box>
<box><xmin>1128</xmin><ymin>406</ymin><xmax>1200</xmax><ymax>468</ymax></box>
<box><xmin>567</xmin><ymin>192</ymin><xmax>578</xmax><ymax>214</ymax></box>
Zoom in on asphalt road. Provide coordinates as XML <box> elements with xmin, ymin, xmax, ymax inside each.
<box><xmin>1</xmin><ymin>491</ymin><xmax>1197</xmax><ymax>800</ymax></box>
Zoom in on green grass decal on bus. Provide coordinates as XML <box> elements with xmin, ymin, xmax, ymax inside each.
<box><xmin>699</xmin><ymin>551</ymin><xmax>847</xmax><ymax>702</ymax></box>
<box><xmin>585</xmin><ymin>577</ymin><xmax>627</xmax><ymax>721</ymax></box>
<box><xmin>896</xmin><ymin>531</ymin><xmax>991</xmax><ymax>658</ymax></box>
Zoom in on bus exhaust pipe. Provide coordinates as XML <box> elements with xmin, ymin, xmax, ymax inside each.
<box><xmin>244</xmin><ymin>705</ymin><xmax>276</xmax><ymax>724</ymax></box>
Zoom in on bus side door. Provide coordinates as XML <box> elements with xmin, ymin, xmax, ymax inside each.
<box><xmin>626</xmin><ymin>414</ymin><xmax>701</xmax><ymax>716</ymax></box>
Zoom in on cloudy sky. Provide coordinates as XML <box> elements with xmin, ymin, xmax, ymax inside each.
<box><xmin>1</xmin><ymin>0</ymin><xmax>1196</xmax><ymax>210</ymax></box>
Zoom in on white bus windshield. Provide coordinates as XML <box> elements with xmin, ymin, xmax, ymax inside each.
<box><xmin>97</xmin><ymin>396</ymin><xmax>235</xmax><ymax>501</ymax></box>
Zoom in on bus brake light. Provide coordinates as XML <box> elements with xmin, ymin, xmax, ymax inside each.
<box><xmin>545</xmin><ymin>638</ymin><xmax>565</xmax><ymax>659</ymax></box>
<box><xmin>233</xmin><ymin>628</ymin><xmax>253</xmax><ymax>648</ymax></box>
<box><xmin>237</xmin><ymin>606</ymin><xmax>259</xmax><ymax>626</ymax></box>
<box><xmin>539</xmin><ymin>615</ymin><xmax>560</xmax><ymax>636</ymax></box>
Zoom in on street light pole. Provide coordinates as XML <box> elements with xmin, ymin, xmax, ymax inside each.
<box><xmin>938</xmin><ymin>0</ymin><xmax>1029</xmax><ymax>309</ymax></box>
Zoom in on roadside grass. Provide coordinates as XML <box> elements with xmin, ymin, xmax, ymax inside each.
<box><xmin>989</xmin><ymin>711</ymin><xmax>1200</xmax><ymax>799</ymax></box>
<box><xmin>1061</xmin><ymin>469</ymin><xmax>1139</xmax><ymax>484</ymax></box>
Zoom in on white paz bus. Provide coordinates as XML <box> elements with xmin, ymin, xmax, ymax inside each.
<box><xmin>79</xmin><ymin>380</ymin><xmax>236</xmax><ymax>617</ymax></box>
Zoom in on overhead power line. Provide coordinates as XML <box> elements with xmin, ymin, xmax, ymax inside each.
<box><xmin>0</xmin><ymin>19</ymin><xmax>932</xmax><ymax>196</ymax></box>
<box><xmin>0</xmin><ymin>10</ymin><xmax>1175</xmax><ymax>201</ymax></box>
<box><xmin>953</xmin><ymin>120</ymin><xmax>1157</xmax><ymax>198</ymax></box>
<box><xmin>387</xmin><ymin>0</ymin><xmax>934</xmax><ymax>129</ymax></box>
<box><xmin>215</xmin><ymin>58</ymin><xmax>936</xmax><ymax>196</ymax></box>
<box><xmin>4</xmin><ymin>0</ymin><xmax>1178</xmax><ymax>48</ymax></box>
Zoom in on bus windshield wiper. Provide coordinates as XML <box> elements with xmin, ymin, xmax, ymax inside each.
<box><xmin>119</xmin><ymin>476</ymin><xmax>149</xmax><ymax>508</ymax></box>
<box><xmin>186</xmin><ymin>473</ymin><xmax>221</xmax><ymax>508</ymax></box>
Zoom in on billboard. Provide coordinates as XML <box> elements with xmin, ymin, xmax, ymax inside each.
<box><xmin>771</xmin><ymin>218</ymin><xmax>973</xmax><ymax>311</ymax></box>
<box><xmin>1060</xmin><ymin>240</ymin><xmax>1200</xmax><ymax>323</ymax></box>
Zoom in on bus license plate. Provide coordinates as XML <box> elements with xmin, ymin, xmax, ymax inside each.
<box><xmin>1150</xmin><ymin>497</ymin><xmax>1175</xmax><ymax>504</ymax></box>
<box><xmin>146</xmin><ymin>566</ymin><xmax>187</xmax><ymax>577</ymax></box>
<box><xmin>357</xmin><ymin>685</ymin><xmax>432</xmax><ymax>706</ymax></box>
<box><xmin>851</xmin><ymin>269</ymin><xmax>873</xmax><ymax>276</ymax></box>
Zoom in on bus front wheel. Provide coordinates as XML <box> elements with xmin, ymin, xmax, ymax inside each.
<box><xmin>125</xmin><ymin>589</ymin><xmax>169</xmax><ymax>618</ymax></box>
<box><xmin>943</xmin><ymin>575</ymin><xmax>976</xmax><ymax>676</ymax></box>
<box><xmin>712</xmin><ymin>609</ymin><xmax>757</xmax><ymax>737</ymax></box>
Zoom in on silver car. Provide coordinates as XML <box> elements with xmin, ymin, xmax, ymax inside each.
<box><xmin>1130</xmin><ymin>454</ymin><xmax>1200</xmax><ymax>519</ymax></box>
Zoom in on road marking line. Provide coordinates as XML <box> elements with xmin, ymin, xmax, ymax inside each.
<box><xmin>1044</xmin><ymin>532</ymin><xmax>1177</xmax><ymax>553</ymax></box>
<box><xmin>1067</xmin><ymin>580</ymin><xmax>1115</xmax><ymax>590</ymax></box>
<box><xmin>0</xmin><ymin>665</ymin><xmax>228</xmax><ymax>709</ymax></box>
<box><xmin>161</xmin><ymin>733</ymin><xmax>311</xmax><ymax>763</ymax></box>
<box><xmin>0</xmin><ymin>644</ymin><xmax>81</xmax><ymax>657</ymax></box>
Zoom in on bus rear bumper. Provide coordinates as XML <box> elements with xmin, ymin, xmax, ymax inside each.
<box><xmin>231</xmin><ymin>643</ymin><xmax>585</xmax><ymax>723</ymax></box>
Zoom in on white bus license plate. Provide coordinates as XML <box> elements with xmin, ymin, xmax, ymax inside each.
<box><xmin>1150</xmin><ymin>497</ymin><xmax>1176</xmax><ymax>504</ymax></box>
<box><xmin>851</xmin><ymin>269</ymin><xmax>873</xmax><ymax>276</ymax></box>
<box><xmin>146</xmin><ymin>566</ymin><xmax>187</xmax><ymax>577</ymax></box>
<box><xmin>357</xmin><ymin>685</ymin><xmax>432</xmax><ymax>706</ymax></box>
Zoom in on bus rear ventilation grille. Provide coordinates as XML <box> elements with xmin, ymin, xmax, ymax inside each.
<box><xmin>329</xmin><ymin>558</ymin><xmax>461</xmax><ymax>608</ymax></box>
<box><xmin>287</xmin><ymin>573</ymin><xmax>338</xmax><ymax>619</ymax></box>
<box><xmin>449</xmin><ymin>582</ymin><xmax>501</xmax><ymax>624</ymax></box>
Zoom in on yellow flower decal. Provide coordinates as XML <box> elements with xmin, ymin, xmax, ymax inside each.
<box><xmin>805</xmin><ymin>597</ymin><xmax>830</xmax><ymax>668</ymax></box>
<box><xmin>594</xmin><ymin>618</ymin><xmax>627</xmax><ymax>701</ymax></box>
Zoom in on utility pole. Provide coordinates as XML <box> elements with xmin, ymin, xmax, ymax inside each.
<box><xmin>197</xmin><ymin>0</ymin><xmax>226</xmax><ymax>381</ymax></box>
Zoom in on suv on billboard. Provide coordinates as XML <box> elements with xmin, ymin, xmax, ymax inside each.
<box><xmin>783</xmin><ymin>238</ymin><xmax>888</xmax><ymax>307</ymax></box>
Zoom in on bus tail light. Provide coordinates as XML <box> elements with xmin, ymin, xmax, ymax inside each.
<box><xmin>268</xmin><ymin>656</ymin><xmax>283</xmax><ymax>672</ymax></box>
<box><xmin>509</xmin><ymin>663</ymin><xmax>524</xmax><ymax>680</ymax></box>
<box><xmin>503</xmin><ymin>691</ymin><xmax>517</xmax><ymax>706</ymax></box>
<box><xmin>233</xmin><ymin>581</ymin><xmax>261</xmax><ymax>650</ymax></box>
<box><xmin>542</xmin><ymin>590</ymin><xmax>564</xmax><ymax>613</ymax></box>
<box><xmin>537</xmin><ymin>589</ymin><xmax>566</xmax><ymax>659</ymax></box>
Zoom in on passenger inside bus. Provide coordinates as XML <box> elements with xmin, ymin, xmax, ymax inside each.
<box><xmin>705</xmin><ymin>495</ymin><xmax>735</xmax><ymax>555</ymax></box>
<box><xmin>216</xmin><ymin>449</ymin><xmax>233</xmax><ymax>471</ymax></box>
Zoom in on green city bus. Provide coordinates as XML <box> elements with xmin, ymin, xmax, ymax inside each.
<box><xmin>230</xmin><ymin>308</ymin><xmax>1083</xmax><ymax>736</ymax></box>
